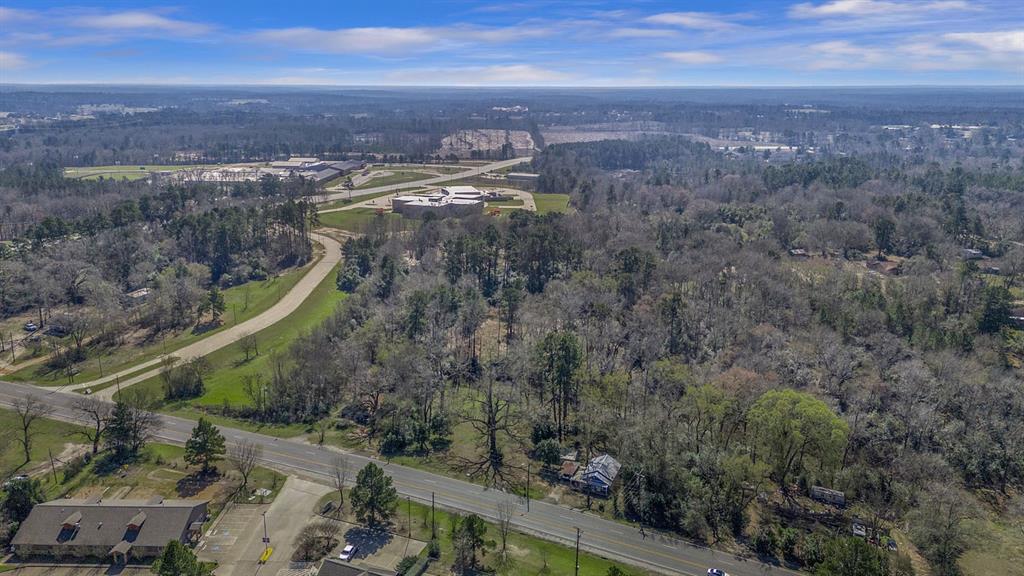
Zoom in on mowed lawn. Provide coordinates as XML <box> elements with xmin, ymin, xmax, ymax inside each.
<box><xmin>534</xmin><ymin>192</ymin><xmax>570</xmax><ymax>214</ymax></box>
<box><xmin>10</xmin><ymin>262</ymin><xmax>313</xmax><ymax>385</ymax></box>
<box><xmin>130</xmin><ymin>264</ymin><xmax>346</xmax><ymax>433</ymax></box>
<box><xmin>0</xmin><ymin>408</ymin><xmax>89</xmax><ymax>477</ymax></box>
<box><xmin>355</xmin><ymin>170</ymin><xmax>435</xmax><ymax>189</ymax></box>
<box><xmin>318</xmin><ymin>207</ymin><xmax>410</xmax><ymax>233</ymax></box>
<box><xmin>64</xmin><ymin>164</ymin><xmax>217</xmax><ymax>181</ymax></box>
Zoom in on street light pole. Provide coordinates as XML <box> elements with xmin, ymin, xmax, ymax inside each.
<box><xmin>262</xmin><ymin>511</ymin><xmax>269</xmax><ymax>550</ymax></box>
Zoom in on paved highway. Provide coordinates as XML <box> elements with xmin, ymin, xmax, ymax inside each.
<box><xmin>0</xmin><ymin>380</ymin><xmax>798</xmax><ymax>576</ymax></box>
<box><xmin>320</xmin><ymin>157</ymin><xmax>532</xmax><ymax>203</ymax></box>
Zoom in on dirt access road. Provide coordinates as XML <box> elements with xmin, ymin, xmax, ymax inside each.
<box><xmin>62</xmin><ymin>230</ymin><xmax>344</xmax><ymax>399</ymax></box>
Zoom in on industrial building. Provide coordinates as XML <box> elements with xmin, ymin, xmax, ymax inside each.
<box><xmin>391</xmin><ymin>185</ymin><xmax>486</xmax><ymax>218</ymax></box>
<box><xmin>180</xmin><ymin>158</ymin><xmax>364</xmax><ymax>184</ymax></box>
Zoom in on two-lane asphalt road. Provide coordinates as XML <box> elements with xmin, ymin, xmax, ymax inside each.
<box><xmin>320</xmin><ymin>157</ymin><xmax>532</xmax><ymax>204</ymax></box>
<box><xmin>0</xmin><ymin>380</ymin><xmax>798</xmax><ymax>576</ymax></box>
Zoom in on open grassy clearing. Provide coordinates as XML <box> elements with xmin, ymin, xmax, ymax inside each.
<box><xmin>960</xmin><ymin>509</ymin><xmax>1024</xmax><ymax>576</ymax></box>
<box><xmin>355</xmin><ymin>170</ymin><xmax>435</xmax><ymax>190</ymax></box>
<box><xmin>0</xmin><ymin>408</ymin><xmax>89</xmax><ymax>478</ymax></box>
<box><xmin>9</xmin><ymin>261</ymin><xmax>312</xmax><ymax>386</ymax></box>
<box><xmin>64</xmin><ymin>164</ymin><xmax>218</xmax><ymax>181</ymax></box>
<box><xmin>319</xmin><ymin>207</ymin><xmax>411</xmax><ymax>233</ymax></box>
<box><xmin>534</xmin><ymin>193</ymin><xmax>571</xmax><ymax>215</ymax></box>
<box><xmin>315</xmin><ymin>490</ymin><xmax>654</xmax><ymax>576</ymax></box>
<box><xmin>127</xmin><ymin>264</ymin><xmax>345</xmax><ymax>434</ymax></box>
<box><xmin>318</xmin><ymin>189</ymin><xmax>398</xmax><ymax>209</ymax></box>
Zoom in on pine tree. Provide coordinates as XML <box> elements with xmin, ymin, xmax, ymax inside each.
<box><xmin>185</xmin><ymin>417</ymin><xmax>226</xmax><ymax>474</ymax></box>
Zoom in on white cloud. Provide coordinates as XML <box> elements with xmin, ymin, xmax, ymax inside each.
<box><xmin>609</xmin><ymin>27</ymin><xmax>680</xmax><ymax>39</ymax></box>
<box><xmin>385</xmin><ymin>64</ymin><xmax>573</xmax><ymax>85</ymax></box>
<box><xmin>658</xmin><ymin>51</ymin><xmax>723</xmax><ymax>65</ymax></box>
<box><xmin>251</xmin><ymin>23</ymin><xmax>552</xmax><ymax>55</ymax></box>
<box><xmin>72</xmin><ymin>11</ymin><xmax>212</xmax><ymax>37</ymax></box>
<box><xmin>252</xmin><ymin>27</ymin><xmax>438</xmax><ymax>54</ymax></box>
<box><xmin>943</xmin><ymin>29</ymin><xmax>1024</xmax><ymax>53</ymax></box>
<box><xmin>0</xmin><ymin>51</ymin><xmax>27</xmax><ymax>69</ymax></box>
<box><xmin>644</xmin><ymin>12</ymin><xmax>742</xmax><ymax>31</ymax></box>
<box><xmin>789</xmin><ymin>0</ymin><xmax>970</xmax><ymax>19</ymax></box>
<box><xmin>0</xmin><ymin>7</ymin><xmax>35</xmax><ymax>22</ymax></box>
<box><xmin>805</xmin><ymin>40</ymin><xmax>887</xmax><ymax>69</ymax></box>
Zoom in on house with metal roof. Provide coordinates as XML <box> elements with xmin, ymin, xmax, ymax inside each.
<box><xmin>571</xmin><ymin>454</ymin><xmax>621</xmax><ymax>497</ymax></box>
<box><xmin>11</xmin><ymin>497</ymin><xmax>207</xmax><ymax>563</ymax></box>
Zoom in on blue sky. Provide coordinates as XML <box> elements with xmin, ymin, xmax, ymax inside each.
<box><xmin>0</xmin><ymin>0</ymin><xmax>1021</xmax><ymax>85</ymax></box>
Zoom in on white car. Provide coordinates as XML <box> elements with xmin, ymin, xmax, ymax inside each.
<box><xmin>339</xmin><ymin>544</ymin><xmax>357</xmax><ymax>561</ymax></box>
<box><xmin>708</xmin><ymin>569</ymin><xmax>730</xmax><ymax>576</ymax></box>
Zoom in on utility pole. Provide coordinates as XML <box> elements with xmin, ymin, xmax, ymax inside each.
<box><xmin>574</xmin><ymin>526</ymin><xmax>582</xmax><ymax>576</ymax></box>
<box><xmin>407</xmin><ymin>496</ymin><xmax>412</xmax><ymax>537</ymax></box>
<box><xmin>431</xmin><ymin>492</ymin><xmax>436</xmax><ymax>539</ymax></box>
<box><xmin>262</xmin><ymin>511</ymin><xmax>269</xmax><ymax>550</ymax></box>
<box><xmin>48</xmin><ymin>448</ymin><xmax>57</xmax><ymax>483</ymax></box>
<box><xmin>526</xmin><ymin>462</ymin><xmax>530</xmax><ymax>512</ymax></box>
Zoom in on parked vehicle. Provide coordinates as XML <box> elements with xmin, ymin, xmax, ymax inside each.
<box><xmin>23</xmin><ymin>322</ymin><xmax>37</xmax><ymax>332</ymax></box>
<box><xmin>339</xmin><ymin>544</ymin><xmax>357</xmax><ymax>561</ymax></box>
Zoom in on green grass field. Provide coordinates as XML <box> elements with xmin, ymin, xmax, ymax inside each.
<box><xmin>319</xmin><ymin>189</ymin><xmax>398</xmax><ymax>210</ymax></box>
<box><xmin>534</xmin><ymin>193</ymin><xmax>571</xmax><ymax>215</ymax></box>
<box><xmin>319</xmin><ymin>207</ymin><xmax>409</xmax><ymax>233</ymax></box>
<box><xmin>0</xmin><ymin>408</ymin><xmax>89</xmax><ymax>478</ymax></box>
<box><xmin>485</xmin><ymin>198</ymin><xmax>525</xmax><ymax>208</ymax></box>
<box><xmin>960</xmin><ymin>512</ymin><xmax>1024</xmax><ymax>576</ymax></box>
<box><xmin>355</xmin><ymin>170</ymin><xmax>435</xmax><ymax>189</ymax></box>
<box><xmin>64</xmin><ymin>164</ymin><xmax>217</xmax><ymax>181</ymax></box>
<box><xmin>10</xmin><ymin>262</ymin><xmax>313</xmax><ymax>386</ymax></box>
<box><xmin>130</xmin><ymin>264</ymin><xmax>346</xmax><ymax>431</ymax></box>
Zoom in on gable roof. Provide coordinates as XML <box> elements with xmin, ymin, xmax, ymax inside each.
<box><xmin>581</xmin><ymin>454</ymin><xmax>621</xmax><ymax>487</ymax></box>
<box><xmin>12</xmin><ymin>499</ymin><xmax>207</xmax><ymax>552</ymax></box>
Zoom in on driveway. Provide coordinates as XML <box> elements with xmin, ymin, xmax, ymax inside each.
<box><xmin>206</xmin><ymin>477</ymin><xmax>331</xmax><ymax>576</ymax></box>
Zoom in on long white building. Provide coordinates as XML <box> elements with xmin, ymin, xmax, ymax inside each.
<box><xmin>391</xmin><ymin>186</ymin><xmax>486</xmax><ymax>218</ymax></box>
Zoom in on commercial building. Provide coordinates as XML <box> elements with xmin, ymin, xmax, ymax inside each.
<box><xmin>11</xmin><ymin>497</ymin><xmax>208</xmax><ymax>563</ymax></box>
<box><xmin>391</xmin><ymin>185</ymin><xmax>486</xmax><ymax>219</ymax></box>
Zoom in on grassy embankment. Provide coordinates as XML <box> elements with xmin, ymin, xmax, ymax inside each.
<box><xmin>9</xmin><ymin>263</ymin><xmax>312</xmax><ymax>386</ymax></box>
<box><xmin>314</xmin><ymin>490</ymin><xmax>654</xmax><ymax>576</ymax></box>
<box><xmin>128</xmin><ymin>263</ymin><xmax>347</xmax><ymax>436</ymax></box>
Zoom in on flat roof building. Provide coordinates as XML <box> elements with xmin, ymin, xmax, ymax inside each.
<box><xmin>392</xmin><ymin>186</ymin><xmax>486</xmax><ymax>219</ymax></box>
<box><xmin>11</xmin><ymin>497</ymin><xmax>207</xmax><ymax>563</ymax></box>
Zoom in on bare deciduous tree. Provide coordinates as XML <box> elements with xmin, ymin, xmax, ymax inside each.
<box><xmin>242</xmin><ymin>373</ymin><xmax>268</xmax><ymax>418</ymax></box>
<box><xmin>331</xmin><ymin>455</ymin><xmax>350</xmax><ymax>514</ymax></box>
<box><xmin>496</xmin><ymin>497</ymin><xmax>516</xmax><ymax>564</ymax></box>
<box><xmin>239</xmin><ymin>332</ymin><xmax>259</xmax><ymax>362</ymax></box>
<box><xmin>227</xmin><ymin>439</ymin><xmax>262</xmax><ymax>496</ymax></box>
<box><xmin>14</xmin><ymin>395</ymin><xmax>52</xmax><ymax>464</ymax></box>
<box><xmin>72</xmin><ymin>396</ymin><xmax>112</xmax><ymax>454</ymax></box>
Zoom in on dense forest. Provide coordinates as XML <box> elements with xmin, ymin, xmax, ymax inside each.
<box><xmin>0</xmin><ymin>87</ymin><xmax>1021</xmax><ymax>576</ymax></box>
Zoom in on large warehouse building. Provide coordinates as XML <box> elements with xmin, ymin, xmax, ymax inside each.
<box><xmin>391</xmin><ymin>185</ymin><xmax>486</xmax><ymax>218</ymax></box>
